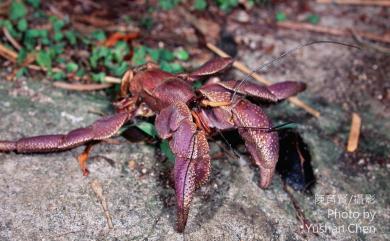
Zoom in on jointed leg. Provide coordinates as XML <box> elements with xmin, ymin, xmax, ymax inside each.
<box><xmin>77</xmin><ymin>142</ymin><xmax>96</xmax><ymax>176</ymax></box>
<box><xmin>232</xmin><ymin>99</ymin><xmax>279</xmax><ymax>188</ymax></box>
<box><xmin>0</xmin><ymin>112</ymin><xmax>129</xmax><ymax>153</ymax></box>
<box><xmin>155</xmin><ymin>101</ymin><xmax>211</xmax><ymax>232</ymax></box>
<box><xmin>219</xmin><ymin>80</ymin><xmax>306</xmax><ymax>102</ymax></box>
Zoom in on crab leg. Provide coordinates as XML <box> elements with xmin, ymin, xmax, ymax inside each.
<box><xmin>0</xmin><ymin>112</ymin><xmax>130</xmax><ymax>153</ymax></box>
<box><xmin>232</xmin><ymin>99</ymin><xmax>279</xmax><ymax>188</ymax></box>
<box><xmin>180</xmin><ymin>57</ymin><xmax>234</xmax><ymax>82</ymax></box>
<box><xmin>155</xmin><ymin>101</ymin><xmax>210</xmax><ymax>232</ymax></box>
<box><xmin>219</xmin><ymin>80</ymin><xmax>306</xmax><ymax>102</ymax></box>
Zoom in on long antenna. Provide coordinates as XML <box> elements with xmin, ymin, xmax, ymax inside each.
<box><xmin>237</xmin><ymin>122</ymin><xmax>297</xmax><ymax>133</ymax></box>
<box><xmin>231</xmin><ymin>40</ymin><xmax>360</xmax><ymax>101</ymax></box>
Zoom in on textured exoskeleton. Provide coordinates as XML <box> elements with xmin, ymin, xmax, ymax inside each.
<box><xmin>0</xmin><ymin>57</ymin><xmax>306</xmax><ymax>232</ymax></box>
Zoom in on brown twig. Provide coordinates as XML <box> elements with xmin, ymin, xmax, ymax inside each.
<box><xmin>0</xmin><ymin>43</ymin><xmax>17</xmax><ymax>62</ymax></box>
<box><xmin>277</xmin><ymin>21</ymin><xmax>390</xmax><ymax>44</ymax></box>
<box><xmin>317</xmin><ymin>0</ymin><xmax>390</xmax><ymax>6</ymax></box>
<box><xmin>351</xmin><ymin>30</ymin><xmax>390</xmax><ymax>54</ymax></box>
<box><xmin>347</xmin><ymin>112</ymin><xmax>361</xmax><ymax>152</ymax></box>
<box><xmin>90</xmin><ymin>179</ymin><xmax>114</xmax><ymax>229</ymax></box>
<box><xmin>282</xmin><ymin>183</ymin><xmax>317</xmax><ymax>236</ymax></box>
<box><xmin>53</xmin><ymin>82</ymin><xmax>113</xmax><ymax>91</ymax></box>
<box><xmin>207</xmin><ymin>43</ymin><xmax>321</xmax><ymax>118</ymax></box>
<box><xmin>0</xmin><ymin>0</ymin><xmax>11</xmax><ymax>16</ymax></box>
<box><xmin>3</xmin><ymin>28</ymin><xmax>22</xmax><ymax>50</ymax></box>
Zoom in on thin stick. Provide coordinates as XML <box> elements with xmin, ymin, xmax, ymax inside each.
<box><xmin>347</xmin><ymin>112</ymin><xmax>361</xmax><ymax>152</ymax></box>
<box><xmin>277</xmin><ymin>21</ymin><xmax>390</xmax><ymax>44</ymax></box>
<box><xmin>317</xmin><ymin>0</ymin><xmax>390</xmax><ymax>6</ymax></box>
<box><xmin>53</xmin><ymin>82</ymin><xmax>113</xmax><ymax>91</ymax></box>
<box><xmin>90</xmin><ymin>179</ymin><xmax>114</xmax><ymax>229</ymax></box>
<box><xmin>104</xmin><ymin>75</ymin><xmax>121</xmax><ymax>84</ymax></box>
<box><xmin>207</xmin><ymin>42</ymin><xmax>321</xmax><ymax>118</ymax></box>
<box><xmin>3</xmin><ymin>27</ymin><xmax>22</xmax><ymax>50</ymax></box>
<box><xmin>0</xmin><ymin>43</ymin><xmax>17</xmax><ymax>62</ymax></box>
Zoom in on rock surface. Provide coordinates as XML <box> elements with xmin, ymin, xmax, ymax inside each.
<box><xmin>0</xmin><ymin>75</ymin><xmax>388</xmax><ymax>241</ymax></box>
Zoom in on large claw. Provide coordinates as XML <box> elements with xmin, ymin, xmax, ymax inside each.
<box><xmin>155</xmin><ymin>102</ymin><xmax>210</xmax><ymax>232</ymax></box>
<box><xmin>232</xmin><ymin>99</ymin><xmax>279</xmax><ymax>188</ymax></box>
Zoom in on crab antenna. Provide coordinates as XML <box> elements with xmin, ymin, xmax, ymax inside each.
<box><xmin>231</xmin><ymin>40</ymin><xmax>360</xmax><ymax>101</ymax></box>
<box><xmin>237</xmin><ymin>121</ymin><xmax>297</xmax><ymax>133</ymax></box>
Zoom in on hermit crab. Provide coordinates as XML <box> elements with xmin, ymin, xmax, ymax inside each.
<box><xmin>1</xmin><ymin>41</ymin><xmax>354</xmax><ymax>231</ymax></box>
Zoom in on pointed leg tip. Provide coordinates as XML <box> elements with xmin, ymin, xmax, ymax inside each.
<box><xmin>259</xmin><ymin>179</ymin><xmax>271</xmax><ymax>189</ymax></box>
<box><xmin>176</xmin><ymin>209</ymin><xmax>189</xmax><ymax>233</ymax></box>
<box><xmin>176</xmin><ymin>224</ymin><xmax>185</xmax><ymax>233</ymax></box>
<box><xmin>259</xmin><ymin>168</ymin><xmax>275</xmax><ymax>188</ymax></box>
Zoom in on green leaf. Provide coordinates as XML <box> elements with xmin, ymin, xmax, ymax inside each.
<box><xmin>91</xmin><ymin>30</ymin><xmax>106</xmax><ymax>41</ymax></box>
<box><xmin>110</xmin><ymin>61</ymin><xmax>129</xmax><ymax>77</ymax></box>
<box><xmin>168</xmin><ymin>62</ymin><xmax>183</xmax><ymax>73</ymax></box>
<box><xmin>53</xmin><ymin>31</ymin><xmax>63</xmax><ymax>42</ymax></box>
<box><xmin>193</xmin><ymin>0</ymin><xmax>207</xmax><ymax>10</ymax></box>
<box><xmin>76</xmin><ymin>68</ymin><xmax>85</xmax><ymax>77</ymax></box>
<box><xmin>275</xmin><ymin>11</ymin><xmax>287</xmax><ymax>22</ymax></box>
<box><xmin>146</xmin><ymin>47</ymin><xmax>160</xmax><ymax>62</ymax></box>
<box><xmin>159</xmin><ymin>61</ymin><xmax>183</xmax><ymax>74</ymax></box>
<box><xmin>66</xmin><ymin>62</ymin><xmax>78</xmax><ymax>73</ymax></box>
<box><xmin>51</xmin><ymin>43</ymin><xmax>65</xmax><ymax>55</ymax></box>
<box><xmin>131</xmin><ymin>45</ymin><xmax>146</xmax><ymax>66</ymax></box>
<box><xmin>216</xmin><ymin>0</ymin><xmax>238</xmax><ymax>12</ymax></box>
<box><xmin>160</xmin><ymin>140</ymin><xmax>175</xmax><ymax>162</ymax></box>
<box><xmin>36</xmin><ymin>50</ymin><xmax>52</xmax><ymax>70</ymax></box>
<box><xmin>9</xmin><ymin>0</ymin><xmax>27</xmax><ymax>20</ymax></box>
<box><xmin>57</xmin><ymin>57</ymin><xmax>66</xmax><ymax>64</ymax></box>
<box><xmin>26</xmin><ymin>0</ymin><xmax>40</xmax><ymax>8</ymax></box>
<box><xmin>139</xmin><ymin>16</ymin><xmax>153</xmax><ymax>30</ymax></box>
<box><xmin>17</xmin><ymin>19</ymin><xmax>28</xmax><ymax>32</ymax></box>
<box><xmin>16</xmin><ymin>67</ymin><xmax>28</xmax><ymax>78</ymax></box>
<box><xmin>159</xmin><ymin>48</ymin><xmax>174</xmax><ymax>62</ymax></box>
<box><xmin>51</xmin><ymin>71</ymin><xmax>65</xmax><ymax>81</ymax></box>
<box><xmin>41</xmin><ymin>37</ymin><xmax>50</xmax><ymax>45</ymax></box>
<box><xmin>90</xmin><ymin>46</ymin><xmax>110</xmax><ymax>68</ymax></box>
<box><xmin>272</xmin><ymin>122</ymin><xmax>298</xmax><ymax>131</ymax></box>
<box><xmin>306</xmin><ymin>14</ymin><xmax>320</xmax><ymax>25</ymax></box>
<box><xmin>159</xmin><ymin>0</ymin><xmax>181</xmax><ymax>10</ymax></box>
<box><xmin>174</xmin><ymin>49</ymin><xmax>189</xmax><ymax>61</ymax></box>
<box><xmin>65</xmin><ymin>31</ymin><xmax>77</xmax><ymax>45</ymax></box>
<box><xmin>192</xmin><ymin>80</ymin><xmax>202</xmax><ymax>89</ymax></box>
<box><xmin>26</xmin><ymin>29</ymin><xmax>48</xmax><ymax>38</ymax></box>
<box><xmin>92</xmin><ymin>72</ymin><xmax>106</xmax><ymax>82</ymax></box>
<box><xmin>50</xmin><ymin>16</ymin><xmax>65</xmax><ymax>32</ymax></box>
<box><xmin>135</xmin><ymin>121</ymin><xmax>157</xmax><ymax>138</ymax></box>
<box><xmin>112</xmin><ymin>41</ymin><xmax>129</xmax><ymax>62</ymax></box>
<box><xmin>17</xmin><ymin>48</ymin><xmax>27</xmax><ymax>64</ymax></box>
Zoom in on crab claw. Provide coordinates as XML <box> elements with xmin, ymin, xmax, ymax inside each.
<box><xmin>232</xmin><ymin>99</ymin><xmax>279</xmax><ymax>188</ymax></box>
<box><xmin>155</xmin><ymin>102</ymin><xmax>210</xmax><ymax>232</ymax></box>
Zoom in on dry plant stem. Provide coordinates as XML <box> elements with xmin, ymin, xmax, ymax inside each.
<box><xmin>0</xmin><ymin>0</ymin><xmax>11</xmax><ymax>15</ymax></box>
<box><xmin>90</xmin><ymin>179</ymin><xmax>114</xmax><ymax>229</ymax></box>
<box><xmin>207</xmin><ymin>43</ymin><xmax>321</xmax><ymax>118</ymax></box>
<box><xmin>277</xmin><ymin>21</ymin><xmax>390</xmax><ymax>44</ymax></box>
<box><xmin>53</xmin><ymin>82</ymin><xmax>113</xmax><ymax>91</ymax></box>
<box><xmin>0</xmin><ymin>43</ymin><xmax>17</xmax><ymax>62</ymax></box>
<box><xmin>3</xmin><ymin>28</ymin><xmax>22</xmax><ymax>50</ymax></box>
<box><xmin>317</xmin><ymin>0</ymin><xmax>390</xmax><ymax>6</ymax></box>
<box><xmin>347</xmin><ymin>112</ymin><xmax>361</xmax><ymax>152</ymax></box>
